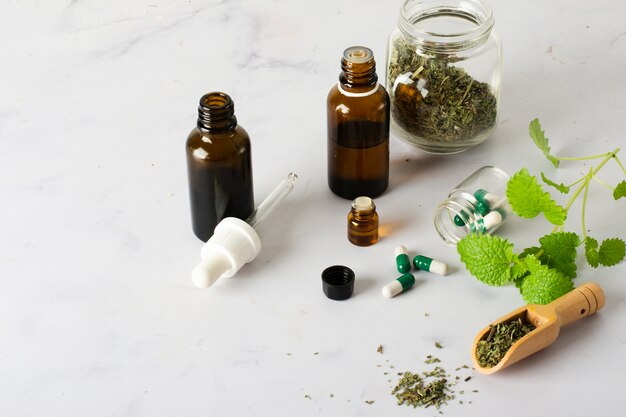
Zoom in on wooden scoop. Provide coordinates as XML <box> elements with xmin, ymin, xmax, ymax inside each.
<box><xmin>471</xmin><ymin>282</ymin><xmax>605</xmax><ymax>374</ymax></box>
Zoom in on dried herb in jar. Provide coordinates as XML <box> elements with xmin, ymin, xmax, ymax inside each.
<box><xmin>475</xmin><ymin>317</ymin><xmax>536</xmax><ymax>368</ymax></box>
<box><xmin>388</xmin><ymin>38</ymin><xmax>498</xmax><ymax>144</ymax></box>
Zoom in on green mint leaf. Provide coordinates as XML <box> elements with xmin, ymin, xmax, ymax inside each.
<box><xmin>529</xmin><ymin>118</ymin><xmax>560</xmax><ymax>167</ymax></box>
<box><xmin>520</xmin><ymin>255</ymin><xmax>574</xmax><ymax>304</ymax></box>
<box><xmin>614</xmin><ymin>180</ymin><xmax>626</xmax><ymax>200</ymax></box>
<box><xmin>520</xmin><ymin>246</ymin><xmax>541</xmax><ymax>259</ymax></box>
<box><xmin>541</xmin><ymin>172</ymin><xmax>570</xmax><ymax>194</ymax></box>
<box><xmin>516</xmin><ymin>248</ymin><xmax>537</xmax><ymax>288</ymax></box>
<box><xmin>538</xmin><ymin>232</ymin><xmax>580</xmax><ymax>278</ymax></box>
<box><xmin>507</xmin><ymin>169</ymin><xmax>544</xmax><ymax>218</ymax></box>
<box><xmin>457</xmin><ymin>234</ymin><xmax>515</xmax><ymax>286</ymax></box>
<box><xmin>511</xmin><ymin>256</ymin><xmax>529</xmax><ymax>280</ymax></box>
<box><xmin>507</xmin><ymin>168</ymin><xmax>567</xmax><ymax>225</ymax></box>
<box><xmin>598</xmin><ymin>238</ymin><xmax>626</xmax><ymax>266</ymax></box>
<box><xmin>585</xmin><ymin>237</ymin><xmax>600</xmax><ymax>268</ymax></box>
<box><xmin>542</xmin><ymin>205</ymin><xmax>567</xmax><ymax>225</ymax></box>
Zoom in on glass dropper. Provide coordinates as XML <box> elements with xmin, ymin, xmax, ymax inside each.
<box><xmin>246</xmin><ymin>173</ymin><xmax>298</xmax><ymax>228</ymax></box>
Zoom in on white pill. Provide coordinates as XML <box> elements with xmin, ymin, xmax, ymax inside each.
<box><xmin>483</xmin><ymin>210</ymin><xmax>503</xmax><ymax>231</ymax></box>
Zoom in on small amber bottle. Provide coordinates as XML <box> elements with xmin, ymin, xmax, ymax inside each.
<box><xmin>327</xmin><ymin>46</ymin><xmax>390</xmax><ymax>200</ymax></box>
<box><xmin>186</xmin><ymin>92</ymin><xmax>254</xmax><ymax>242</ymax></box>
<box><xmin>347</xmin><ymin>196</ymin><xmax>379</xmax><ymax>246</ymax></box>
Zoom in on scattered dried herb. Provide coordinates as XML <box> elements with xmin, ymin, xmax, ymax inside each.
<box><xmin>424</xmin><ymin>355</ymin><xmax>441</xmax><ymax>364</ymax></box>
<box><xmin>377</xmin><ymin>344</ymin><xmax>384</xmax><ymax>354</ymax></box>
<box><xmin>390</xmin><ymin>354</ymin><xmax>477</xmax><ymax>412</ymax></box>
<box><xmin>434</xmin><ymin>342</ymin><xmax>443</xmax><ymax>349</ymax></box>
<box><xmin>365</xmin><ymin>400</ymin><xmax>375</xmax><ymax>405</ymax></box>
<box><xmin>388</xmin><ymin>38</ymin><xmax>497</xmax><ymax>144</ymax></box>
<box><xmin>392</xmin><ymin>370</ymin><xmax>453</xmax><ymax>409</ymax></box>
<box><xmin>476</xmin><ymin>317</ymin><xmax>536</xmax><ymax>368</ymax></box>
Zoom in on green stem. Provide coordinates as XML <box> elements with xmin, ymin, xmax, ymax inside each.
<box><xmin>566</xmin><ymin>149</ymin><xmax>617</xmax><ymax>210</ymax></box>
<box><xmin>581</xmin><ymin>168</ymin><xmax>593</xmax><ymax>240</ymax></box>
<box><xmin>566</xmin><ymin>176</ymin><xmax>587</xmax><ymax>189</ymax></box>
<box><xmin>457</xmin><ymin>79</ymin><xmax>474</xmax><ymax>105</ymax></box>
<box><xmin>551</xmin><ymin>148</ymin><xmax>619</xmax><ymax>233</ymax></box>
<box><xmin>556</xmin><ymin>152</ymin><xmax>613</xmax><ymax>161</ymax></box>
<box><xmin>614</xmin><ymin>154</ymin><xmax>626</xmax><ymax>175</ymax></box>
<box><xmin>591</xmin><ymin>175</ymin><xmax>614</xmax><ymax>191</ymax></box>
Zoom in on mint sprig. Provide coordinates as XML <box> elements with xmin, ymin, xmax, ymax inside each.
<box><xmin>537</xmin><ymin>232</ymin><xmax>579</xmax><ymax>278</ymax></box>
<box><xmin>584</xmin><ymin>237</ymin><xmax>600</xmax><ymax>268</ymax></box>
<box><xmin>529</xmin><ymin>118</ymin><xmax>560</xmax><ymax>167</ymax></box>
<box><xmin>597</xmin><ymin>238</ymin><xmax>626</xmax><ymax>266</ymax></box>
<box><xmin>519</xmin><ymin>255</ymin><xmax>574</xmax><ymax>304</ymax></box>
<box><xmin>507</xmin><ymin>168</ymin><xmax>566</xmax><ymax>225</ymax></box>
<box><xmin>541</xmin><ymin>172</ymin><xmax>570</xmax><ymax>194</ymax></box>
<box><xmin>457</xmin><ymin>234</ymin><xmax>517</xmax><ymax>286</ymax></box>
<box><xmin>458</xmin><ymin>118</ymin><xmax>625</xmax><ymax>304</ymax></box>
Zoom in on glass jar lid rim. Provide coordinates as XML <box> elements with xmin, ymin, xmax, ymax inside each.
<box><xmin>398</xmin><ymin>0</ymin><xmax>494</xmax><ymax>46</ymax></box>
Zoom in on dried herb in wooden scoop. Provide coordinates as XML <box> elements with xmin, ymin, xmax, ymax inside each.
<box><xmin>472</xmin><ymin>282</ymin><xmax>605</xmax><ymax>374</ymax></box>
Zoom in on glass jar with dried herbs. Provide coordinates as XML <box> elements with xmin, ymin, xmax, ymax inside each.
<box><xmin>386</xmin><ymin>0</ymin><xmax>502</xmax><ymax>154</ymax></box>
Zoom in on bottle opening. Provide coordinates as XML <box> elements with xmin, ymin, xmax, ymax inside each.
<box><xmin>413</xmin><ymin>9</ymin><xmax>481</xmax><ymax>36</ymax></box>
<box><xmin>201</xmin><ymin>92</ymin><xmax>233</xmax><ymax>110</ymax></box>
<box><xmin>352</xmin><ymin>196</ymin><xmax>374</xmax><ymax>211</ymax></box>
<box><xmin>343</xmin><ymin>46</ymin><xmax>374</xmax><ymax>64</ymax></box>
<box><xmin>197</xmin><ymin>92</ymin><xmax>236</xmax><ymax>131</ymax></box>
<box><xmin>398</xmin><ymin>0</ymin><xmax>494</xmax><ymax>52</ymax></box>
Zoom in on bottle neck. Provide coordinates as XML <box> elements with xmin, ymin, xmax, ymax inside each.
<box><xmin>338</xmin><ymin>46</ymin><xmax>378</xmax><ymax>94</ymax></box>
<box><xmin>353</xmin><ymin>209</ymin><xmax>376</xmax><ymax>221</ymax></box>
<box><xmin>197</xmin><ymin>92</ymin><xmax>237</xmax><ymax>132</ymax></box>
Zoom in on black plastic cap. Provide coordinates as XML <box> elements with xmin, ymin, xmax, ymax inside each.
<box><xmin>321</xmin><ymin>265</ymin><xmax>355</xmax><ymax>300</ymax></box>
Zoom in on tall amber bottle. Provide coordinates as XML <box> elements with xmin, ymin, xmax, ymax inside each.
<box><xmin>186</xmin><ymin>92</ymin><xmax>254</xmax><ymax>242</ymax></box>
<box><xmin>327</xmin><ymin>46</ymin><xmax>390</xmax><ymax>199</ymax></box>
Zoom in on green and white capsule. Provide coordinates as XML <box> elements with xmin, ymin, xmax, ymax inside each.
<box><xmin>470</xmin><ymin>209</ymin><xmax>504</xmax><ymax>233</ymax></box>
<box><xmin>474</xmin><ymin>189</ymin><xmax>500</xmax><ymax>215</ymax></box>
<box><xmin>413</xmin><ymin>255</ymin><xmax>449</xmax><ymax>276</ymax></box>
<box><xmin>395</xmin><ymin>245</ymin><xmax>411</xmax><ymax>273</ymax></box>
<box><xmin>453</xmin><ymin>210</ymin><xmax>469</xmax><ymax>226</ymax></box>
<box><xmin>382</xmin><ymin>273</ymin><xmax>415</xmax><ymax>298</ymax></box>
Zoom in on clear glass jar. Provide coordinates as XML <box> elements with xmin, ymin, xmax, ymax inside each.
<box><xmin>434</xmin><ymin>166</ymin><xmax>510</xmax><ymax>245</ymax></box>
<box><xmin>386</xmin><ymin>0</ymin><xmax>502</xmax><ymax>154</ymax></box>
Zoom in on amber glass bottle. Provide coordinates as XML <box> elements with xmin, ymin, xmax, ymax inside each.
<box><xmin>186</xmin><ymin>92</ymin><xmax>254</xmax><ymax>242</ymax></box>
<box><xmin>347</xmin><ymin>196</ymin><xmax>379</xmax><ymax>246</ymax></box>
<box><xmin>327</xmin><ymin>46</ymin><xmax>390</xmax><ymax>200</ymax></box>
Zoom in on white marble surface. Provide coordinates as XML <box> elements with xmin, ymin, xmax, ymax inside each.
<box><xmin>2</xmin><ymin>0</ymin><xmax>626</xmax><ymax>415</ymax></box>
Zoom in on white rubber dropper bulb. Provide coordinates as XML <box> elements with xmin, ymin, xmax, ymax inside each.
<box><xmin>191</xmin><ymin>173</ymin><xmax>298</xmax><ymax>289</ymax></box>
